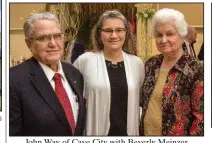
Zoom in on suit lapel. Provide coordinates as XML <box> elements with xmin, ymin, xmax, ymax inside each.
<box><xmin>28</xmin><ymin>58</ymin><xmax>72</xmax><ymax>135</ymax></box>
<box><xmin>182</xmin><ymin>42</ymin><xmax>189</xmax><ymax>55</ymax></box>
<box><xmin>62</xmin><ymin>63</ymin><xmax>84</xmax><ymax>135</ymax></box>
<box><xmin>191</xmin><ymin>44</ymin><xmax>196</xmax><ymax>57</ymax></box>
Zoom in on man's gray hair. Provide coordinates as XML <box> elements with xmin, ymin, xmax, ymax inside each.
<box><xmin>23</xmin><ymin>11</ymin><xmax>60</xmax><ymax>38</ymax></box>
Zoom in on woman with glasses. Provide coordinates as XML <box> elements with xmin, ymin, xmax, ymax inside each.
<box><xmin>73</xmin><ymin>10</ymin><xmax>145</xmax><ymax>136</ymax></box>
<box><xmin>140</xmin><ymin>8</ymin><xmax>203</xmax><ymax>136</ymax></box>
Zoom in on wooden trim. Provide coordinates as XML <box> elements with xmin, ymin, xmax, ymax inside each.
<box><xmin>10</xmin><ymin>28</ymin><xmax>23</xmax><ymax>31</ymax></box>
<box><xmin>191</xmin><ymin>25</ymin><xmax>203</xmax><ymax>28</ymax></box>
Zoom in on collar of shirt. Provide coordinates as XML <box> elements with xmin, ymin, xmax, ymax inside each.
<box><xmin>38</xmin><ymin>61</ymin><xmax>66</xmax><ymax>82</ymax></box>
<box><xmin>184</xmin><ymin>40</ymin><xmax>190</xmax><ymax>47</ymax></box>
<box><xmin>154</xmin><ymin>53</ymin><xmax>196</xmax><ymax>76</ymax></box>
<box><xmin>38</xmin><ymin>61</ymin><xmax>79</xmax><ymax>123</ymax></box>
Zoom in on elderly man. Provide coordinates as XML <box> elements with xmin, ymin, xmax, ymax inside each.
<box><xmin>183</xmin><ymin>26</ymin><xmax>197</xmax><ymax>57</ymax></box>
<box><xmin>9</xmin><ymin>11</ymin><xmax>85</xmax><ymax>136</ymax></box>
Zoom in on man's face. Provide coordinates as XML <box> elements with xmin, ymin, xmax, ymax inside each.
<box><xmin>26</xmin><ymin>20</ymin><xmax>64</xmax><ymax>66</ymax></box>
<box><xmin>192</xmin><ymin>29</ymin><xmax>197</xmax><ymax>43</ymax></box>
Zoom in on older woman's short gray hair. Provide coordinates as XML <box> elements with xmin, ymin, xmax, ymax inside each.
<box><xmin>23</xmin><ymin>11</ymin><xmax>60</xmax><ymax>38</ymax></box>
<box><xmin>152</xmin><ymin>8</ymin><xmax>188</xmax><ymax>38</ymax></box>
<box><xmin>91</xmin><ymin>10</ymin><xmax>136</xmax><ymax>54</ymax></box>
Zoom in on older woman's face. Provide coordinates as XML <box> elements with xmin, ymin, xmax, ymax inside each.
<box><xmin>100</xmin><ymin>18</ymin><xmax>126</xmax><ymax>51</ymax></box>
<box><xmin>155</xmin><ymin>22</ymin><xmax>183</xmax><ymax>56</ymax></box>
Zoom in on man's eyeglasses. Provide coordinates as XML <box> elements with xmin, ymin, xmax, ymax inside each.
<box><xmin>100</xmin><ymin>28</ymin><xmax>126</xmax><ymax>35</ymax></box>
<box><xmin>30</xmin><ymin>33</ymin><xmax>64</xmax><ymax>43</ymax></box>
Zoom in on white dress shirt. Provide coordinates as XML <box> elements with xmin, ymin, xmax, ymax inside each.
<box><xmin>184</xmin><ymin>40</ymin><xmax>193</xmax><ymax>56</ymax></box>
<box><xmin>38</xmin><ymin>61</ymin><xmax>79</xmax><ymax>123</ymax></box>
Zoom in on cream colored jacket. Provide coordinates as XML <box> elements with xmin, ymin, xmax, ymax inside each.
<box><xmin>73</xmin><ymin>51</ymin><xmax>145</xmax><ymax>135</ymax></box>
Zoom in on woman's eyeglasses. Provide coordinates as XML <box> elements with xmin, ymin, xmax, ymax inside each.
<box><xmin>100</xmin><ymin>28</ymin><xmax>126</xmax><ymax>35</ymax></box>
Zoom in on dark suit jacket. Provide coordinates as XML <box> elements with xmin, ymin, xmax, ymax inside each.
<box><xmin>182</xmin><ymin>42</ymin><xmax>189</xmax><ymax>55</ymax></box>
<box><xmin>71</xmin><ymin>42</ymin><xmax>85</xmax><ymax>63</ymax></box>
<box><xmin>190</xmin><ymin>43</ymin><xmax>196</xmax><ymax>57</ymax></box>
<box><xmin>9</xmin><ymin>57</ymin><xmax>85</xmax><ymax>136</ymax></box>
<box><xmin>198</xmin><ymin>43</ymin><xmax>204</xmax><ymax>61</ymax></box>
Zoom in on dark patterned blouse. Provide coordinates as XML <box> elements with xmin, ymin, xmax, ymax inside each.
<box><xmin>140</xmin><ymin>53</ymin><xmax>203</xmax><ymax>136</ymax></box>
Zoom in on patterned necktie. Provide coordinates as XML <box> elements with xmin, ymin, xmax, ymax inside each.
<box><xmin>53</xmin><ymin>73</ymin><xmax>75</xmax><ymax>135</ymax></box>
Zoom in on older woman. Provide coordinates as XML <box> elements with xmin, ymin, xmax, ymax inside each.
<box><xmin>73</xmin><ymin>10</ymin><xmax>145</xmax><ymax>136</ymax></box>
<box><xmin>140</xmin><ymin>8</ymin><xmax>203</xmax><ymax>136</ymax></box>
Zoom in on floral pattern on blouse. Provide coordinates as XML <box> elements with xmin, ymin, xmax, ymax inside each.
<box><xmin>140</xmin><ymin>53</ymin><xmax>203</xmax><ymax>136</ymax></box>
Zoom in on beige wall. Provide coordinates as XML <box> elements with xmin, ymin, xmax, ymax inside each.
<box><xmin>10</xmin><ymin>30</ymin><xmax>31</xmax><ymax>60</ymax></box>
<box><xmin>158</xmin><ymin>3</ymin><xmax>203</xmax><ymax>27</ymax></box>
<box><xmin>10</xmin><ymin>3</ymin><xmax>45</xmax><ymax>61</ymax></box>
<box><xmin>10</xmin><ymin>3</ymin><xmax>45</xmax><ymax>29</ymax></box>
